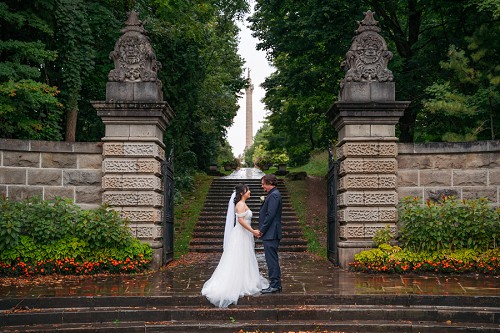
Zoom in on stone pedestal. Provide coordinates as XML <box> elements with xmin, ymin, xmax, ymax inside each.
<box><xmin>93</xmin><ymin>102</ymin><xmax>174</xmax><ymax>269</ymax></box>
<box><xmin>326</xmin><ymin>10</ymin><xmax>410</xmax><ymax>267</ymax></box>
<box><xmin>92</xmin><ymin>11</ymin><xmax>175</xmax><ymax>269</ymax></box>
<box><xmin>327</xmin><ymin>102</ymin><xmax>408</xmax><ymax>267</ymax></box>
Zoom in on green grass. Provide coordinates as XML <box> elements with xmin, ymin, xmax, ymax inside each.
<box><xmin>173</xmin><ymin>173</ymin><xmax>213</xmax><ymax>258</ymax></box>
<box><xmin>285</xmin><ymin>179</ymin><xmax>327</xmax><ymax>258</ymax></box>
<box><xmin>285</xmin><ymin>149</ymin><xmax>330</xmax><ymax>258</ymax></box>
<box><xmin>288</xmin><ymin>150</ymin><xmax>329</xmax><ymax>177</ymax></box>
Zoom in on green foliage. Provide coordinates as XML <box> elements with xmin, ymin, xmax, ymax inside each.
<box><xmin>398</xmin><ymin>196</ymin><xmax>499</xmax><ymax>252</ymax></box>
<box><xmin>420</xmin><ymin>27</ymin><xmax>500</xmax><ymax>141</ymax></box>
<box><xmin>75</xmin><ymin>205</ymin><xmax>133</xmax><ymax>250</ymax></box>
<box><xmin>173</xmin><ymin>173</ymin><xmax>195</xmax><ymax>203</ymax></box>
<box><xmin>373</xmin><ymin>225</ymin><xmax>395</xmax><ymax>247</ymax></box>
<box><xmin>287</xmin><ymin>149</ymin><xmax>329</xmax><ymax>178</ymax></box>
<box><xmin>173</xmin><ymin>173</ymin><xmax>212</xmax><ymax>258</ymax></box>
<box><xmin>147</xmin><ymin>0</ymin><xmax>249</xmax><ymax>172</ymax></box>
<box><xmin>0</xmin><ymin>79</ymin><xmax>63</xmax><ymax>140</ymax></box>
<box><xmin>0</xmin><ymin>198</ymin><xmax>22</xmax><ymax>251</ymax></box>
<box><xmin>351</xmin><ymin>245</ymin><xmax>499</xmax><ymax>275</ymax></box>
<box><xmin>16</xmin><ymin>196</ymin><xmax>78</xmax><ymax>244</ymax></box>
<box><xmin>252</xmin><ymin>144</ymin><xmax>273</xmax><ymax>169</ymax></box>
<box><xmin>0</xmin><ymin>196</ymin><xmax>152</xmax><ymax>276</ymax></box>
<box><xmin>285</xmin><ymin>178</ymin><xmax>326</xmax><ymax>257</ymax></box>
<box><xmin>1</xmin><ymin>0</ymin><xmax>247</xmax><ymax>156</ymax></box>
<box><xmin>249</xmin><ymin>0</ymin><xmax>499</xmax><ymax>145</ymax></box>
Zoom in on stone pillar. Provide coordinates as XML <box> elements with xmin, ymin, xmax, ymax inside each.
<box><xmin>327</xmin><ymin>11</ymin><xmax>409</xmax><ymax>267</ymax></box>
<box><xmin>245</xmin><ymin>68</ymin><xmax>254</xmax><ymax>149</ymax></box>
<box><xmin>92</xmin><ymin>11</ymin><xmax>174</xmax><ymax>269</ymax></box>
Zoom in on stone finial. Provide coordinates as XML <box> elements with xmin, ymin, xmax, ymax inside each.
<box><xmin>341</xmin><ymin>11</ymin><xmax>393</xmax><ymax>83</ymax></box>
<box><xmin>108</xmin><ymin>11</ymin><xmax>161</xmax><ymax>83</ymax></box>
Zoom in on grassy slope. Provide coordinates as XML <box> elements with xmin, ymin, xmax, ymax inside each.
<box><xmin>285</xmin><ymin>150</ymin><xmax>329</xmax><ymax>257</ymax></box>
<box><xmin>173</xmin><ymin>173</ymin><xmax>213</xmax><ymax>258</ymax></box>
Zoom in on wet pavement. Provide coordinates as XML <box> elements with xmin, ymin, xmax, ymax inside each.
<box><xmin>0</xmin><ymin>168</ymin><xmax>498</xmax><ymax>300</ymax></box>
<box><xmin>0</xmin><ymin>252</ymin><xmax>499</xmax><ymax>299</ymax></box>
<box><xmin>222</xmin><ymin>168</ymin><xmax>266</xmax><ymax>179</ymax></box>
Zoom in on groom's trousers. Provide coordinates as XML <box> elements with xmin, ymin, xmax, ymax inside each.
<box><xmin>263</xmin><ymin>239</ymin><xmax>281</xmax><ymax>288</ymax></box>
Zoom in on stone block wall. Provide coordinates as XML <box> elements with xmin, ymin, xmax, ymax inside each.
<box><xmin>0</xmin><ymin>139</ymin><xmax>103</xmax><ymax>209</ymax></box>
<box><xmin>397</xmin><ymin>141</ymin><xmax>500</xmax><ymax>205</ymax></box>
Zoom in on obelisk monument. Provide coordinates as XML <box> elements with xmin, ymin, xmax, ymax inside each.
<box><xmin>245</xmin><ymin>68</ymin><xmax>254</xmax><ymax>149</ymax></box>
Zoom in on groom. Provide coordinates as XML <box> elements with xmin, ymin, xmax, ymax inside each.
<box><xmin>259</xmin><ymin>174</ymin><xmax>282</xmax><ymax>294</ymax></box>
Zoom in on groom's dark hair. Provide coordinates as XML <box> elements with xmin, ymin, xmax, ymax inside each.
<box><xmin>261</xmin><ymin>174</ymin><xmax>278</xmax><ymax>186</ymax></box>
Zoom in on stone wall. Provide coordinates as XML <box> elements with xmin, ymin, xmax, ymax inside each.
<box><xmin>397</xmin><ymin>141</ymin><xmax>500</xmax><ymax>205</ymax></box>
<box><xmin>0</xmin><ymin>139</ymin><xmax>102</xmax><ymax>209</ymax></box>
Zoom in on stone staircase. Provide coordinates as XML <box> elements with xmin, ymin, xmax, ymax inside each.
<box><xmin>189</xmin><ymin>177</ymin><xmax>308</xmax><ymax>253</ymax></box>
<box><xmin>1</xmin><ymin>294</ymin><xmax>499</xmax><ymax>332</ymax></box>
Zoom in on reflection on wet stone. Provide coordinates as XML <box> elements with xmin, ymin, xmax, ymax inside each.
<box><xmin>0</xmin><ymin>253</ymin><xmax>499</xmax><ymax>298</ymax></box>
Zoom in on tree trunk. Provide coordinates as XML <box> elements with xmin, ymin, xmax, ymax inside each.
<box><xmin>65</xmin><ymin>95</ymin><xmax>78</xmax><ymax>142</ymax></box>
<box><xmin>398</xmin><ymin>105</ymin><xmax>417</xmax><ymax>143</ymax></box>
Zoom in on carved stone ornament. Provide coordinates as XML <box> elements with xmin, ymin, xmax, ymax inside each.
<box><xmin>108</xmin><ymin>11</ymin><xmax>161</xmax><ymax>83</ymax></box>
<box><xmin>341</xmin><ymin>11</ymin><xmax>394</xmax><ymax>83</ymax></box>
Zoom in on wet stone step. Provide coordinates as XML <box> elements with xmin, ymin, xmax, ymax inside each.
<box><xmin>2</xmin><ymin>295</ymin><xmax>499</xmax><ymax>309</ymax></box>
<box><xmin>2</xmin><ymin>305</ymin><xmax>499</xmax><ymax>328</ymax></box>
<box><xmin>3</xmin><ymin>321</ymin><xmax>500</xmax><ymax>333</ymax></box>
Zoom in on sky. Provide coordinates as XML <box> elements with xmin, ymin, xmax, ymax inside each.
<box><xmin>226</xmin><ymin>12</ymin><xmax>274</xmax><ymax>158</ymax></box>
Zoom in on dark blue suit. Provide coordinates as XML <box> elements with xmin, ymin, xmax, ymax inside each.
<box><xmin>259</xmin><ymin>187</ymin><xmax>282</xmax><ymax>289</ymax></box>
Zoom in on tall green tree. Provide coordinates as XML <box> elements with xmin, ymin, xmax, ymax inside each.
<box><xmin>1</xmin><ymin>0</ymin><xmax>252</xmax><ymax>176</ymax></box>
<box><xmin>0</xmin><ymin>1</ymin><xmax>62</xmax><ymax>140</ymax></box>
<box><xmin>418</xmin><ymin>4</ymin><xmax>500</xmax><ymax>141</ymax></box>
<box><xmin>249</xmin><ymin>0</ymin><xmax>363</xmax><ymax>164</ymax></box>
<box><xmin>139</xmin><ymin>0</ymin><xmax>249</xmax><ymax>171</ymax></box>
<box><xmin>51</xmin><ymin>0</ymin><xmax>94</xmax><ymax>142</ymax></box>
<box><xmin>249</xmin><ymin>0</ymin><xmax>499</xmax><ymax>156</ymax></box>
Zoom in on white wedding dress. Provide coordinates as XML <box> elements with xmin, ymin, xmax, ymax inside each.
<box><xmin>201</xmin><ymin>209</ymin><xmax>269</xmax><ymax>308</ymax></box>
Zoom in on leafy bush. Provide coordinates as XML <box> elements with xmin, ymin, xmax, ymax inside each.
<box><xmin>18</xmin><ymin>196</ymin><xmax>78</xmax><ymax>244</ymax></box>
<box><xmin>75</xmin><ymin>206</ymin><xmax>133</xmax><ymax>250</ymax></box>
<box><xmin>0</xmin><ymin>197</ymin><xmax>22</xmax><ymax>250</ymax></box>
<box><xmin>350</xmin><ymin>245</ymin><xmax>499</xmax><ymax>275</ymax></box>
<box><xmin>398</xmin><ymin>196</ymin><xmax>499</xmax><ymax>252</ymax></box>
<box><xmin>373</xmin><ymin>225</ymin><xmax>395</xmax><ymax>246</ymax></box>
<box><xmin>0</xmin><ymin>196</ymin><xmax>152</xmax><ymax>276</ymax></box>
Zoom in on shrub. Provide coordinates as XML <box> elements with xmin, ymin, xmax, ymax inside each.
<box><xmin>350</xmin><ymin>245</ymin><xmax>499</xmax><ymax>275</ymax></box>
<box><xmin>0</xmin><ymin>196</ymin><xmax>152</xmax><ymax>276</ymax></box>
<box><xmin>373</xmin><ymin>224</ymin><xmax>395</xmax><ymax>246</ymax></box>
<box><xmin>75</xmin><ymin>206</ymin><xmax>133</xmax><ymax>250</ymax></box>
<box><xmin>19</xmin><ymin>196</ymin><xmax>79</xmax><ymax>244</ymax></box>
<box><xmin>0</xmin><ymin>196</ymin><xmax>22</xmax><ymax>250</ymax></box>
<box><xmin>398</xmin><ymin>196</ymin><xmax>499</xmax><ymax>252</ymax></box>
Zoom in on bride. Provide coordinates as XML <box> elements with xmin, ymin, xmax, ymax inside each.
<box><xmin>201</xmin><ymin>183</ymin><xmax>269</xmax><ymax>308</ymax></box>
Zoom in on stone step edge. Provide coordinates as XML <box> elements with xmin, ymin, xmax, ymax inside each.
<box><xmin>3</xmin><ymin>304</ymin><xmax>499</xmax><ymax>312</ymax></box>
<box><xmin>2</xmin><ymin>306</ymin><xmax>498</xmax><ymax>326</ymax></box>
<box><xmin>2</xmin><ymin>319</ymin><xmax>498</xmax><ymax>333</ymax></box>
<box><xmin>2</xmin><ymin>295</ymin><xmax>498</xmax><ymax>308</ymax></box>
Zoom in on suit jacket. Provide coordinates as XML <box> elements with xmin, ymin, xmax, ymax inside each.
<box><xmin>259</xmin><ymin>187</ymin><xmax>282</xmax><ymax>241</ymax></box>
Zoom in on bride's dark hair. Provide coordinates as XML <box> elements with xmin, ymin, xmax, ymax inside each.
<box><xmin>234</xmin><ymin>183</ymin><xmax>249</xmax><ymax>204</ymax></box>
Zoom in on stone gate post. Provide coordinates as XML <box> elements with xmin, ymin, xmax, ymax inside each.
<box><xmin>327</xmin><ymin>11</ymin><xmax>409</xmax><ymax>267</ymax></box>
<box><xmin>92</xmin><ymin>11</ymin><xmax>174</xmax><ymax>269</ymax></box>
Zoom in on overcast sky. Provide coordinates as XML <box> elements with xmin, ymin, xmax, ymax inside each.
<box><xmin>227</xmin><ymin>12</ymin><xmax>274</xmax><ymax>157</ymax></box>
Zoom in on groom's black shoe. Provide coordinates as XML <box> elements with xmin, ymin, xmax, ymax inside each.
<box><xmin>261</xmin><ymin>286</ymin><xmax>282</xmax><ymax>294</ymax></box>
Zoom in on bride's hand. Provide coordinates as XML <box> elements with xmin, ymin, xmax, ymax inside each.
<box><xmin>252</xmin><ymin>229</ymin><xmax>260</xmax><ymax>237</ymax></box>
